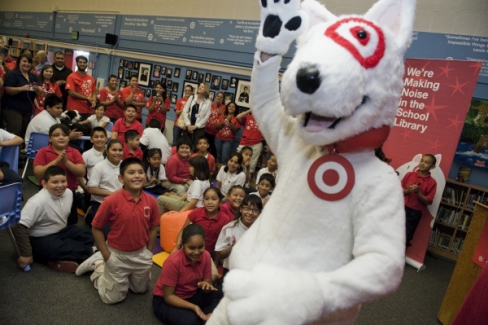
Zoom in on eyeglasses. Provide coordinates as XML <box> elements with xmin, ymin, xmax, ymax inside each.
<box><xmin>242</xmin><ymin>206</ymin><xmax>261</xmax><ymax>214</ymax></box>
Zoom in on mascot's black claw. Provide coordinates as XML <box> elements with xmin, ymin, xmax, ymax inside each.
<box><xmin>263</xmin><ymin>15</ymin><xmax>283</xmax><ymax>38</ymax></box>
<box><xmin>285</xmin><ymin>16</ymin><xmax>302</xmax><ymax>32</ymax></box>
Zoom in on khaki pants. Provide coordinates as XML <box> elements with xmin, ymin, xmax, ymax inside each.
<box><xmin>157</xmin><ymin>194</ymin><xmax>188</xmax><ymax>215</ymax></box>
<box><xmin>90</xmin><ymin>245</ymin><xmax>153</xmax><ymax>304</ymax></box>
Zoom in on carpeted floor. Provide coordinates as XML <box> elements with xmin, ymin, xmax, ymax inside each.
<box><xmin>0</xmin><ymin>167</ymin><xmax>454</xmax><ymax>325</ymax></box>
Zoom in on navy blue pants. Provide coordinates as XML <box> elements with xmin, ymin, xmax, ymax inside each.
<box><xmin>30</xmin><ymin>225</ymin><xmax>94</xmax><ymax>263</ymax></box>
<box><xmin>153</xmin><ymin>287</ymin><xmax>223</xmax><ymax>325</ymax></box>
<box><xmin>405</xmin><ymin>206</ymin><xmax>422</xmax><ymax>247</ymax></box>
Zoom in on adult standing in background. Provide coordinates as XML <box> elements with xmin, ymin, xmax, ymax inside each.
<box><xmin>173</xmin><ymin>85</ymin><xmax>193</xmax><ymax>146</ymax></box>
<box><xmin>34</xmin><ymin>65</ymin><xmax>62</xmax><ymax>116</ymax></box>
<box><xmin>52</xmin><ymin>51</ymin><xmax>72</xmax><ymax>109</ymax></box>
<box><xmin>2</xmin><ymin>53</ymin><xmax>42</xmax><ymax>139</ymax></box>
<box><xmin>205</xmin><ymin>92</ymin><xmax>225</xmax><ymax>156</ymax></box>
<box><xmin>35</xmin><ymin>51</ymin><xmax>50</xmax><ymax>75</ymax></box>
<box><xmin>146</xmin><ymin>81</ymin><xmax>170</xmax><ymax>132</ymax></box>
<box><xmin>122</xmin><ymin>75</ymin><xmax>146</xmax><ymax>123</ymax></box>
<box><xmin>182</xmin><ymin>82</ymin><xmax>212</xmax><ymax>147</ymax></box>
<box><xmin>97</xmin><ymin>74</ymin><xmax>125</xmax><ymax>123</ymax></box>
<box><xmin>65</xmin><ymin>56</ymin><xmax>96</xmax><ymax>118</ymax></box>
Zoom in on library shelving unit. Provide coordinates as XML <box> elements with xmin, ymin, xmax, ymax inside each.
<box><xmin>428</xmin><ymin>179</ymin><xmax>488</xmax><ymax>261</ymax></box>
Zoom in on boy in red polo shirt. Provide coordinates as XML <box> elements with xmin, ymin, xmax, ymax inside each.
<box><xmin>111</xmin><ymin>105</ymin><xmax>144</xmax><ymax>144</ymax></box>
<box><xmin>75</xmin><ymin>157</ymin><xmax>160</xmax><ymax>304</ymax></box>
<box><xmin>123</xmin><ymin>129</ymin><xmax>143</xmax><ymax>160</ymax></box>
<box><xmin>401</xmin><ymin>154</ymin><xmax>437</xmax><ymax>247</ymax></box>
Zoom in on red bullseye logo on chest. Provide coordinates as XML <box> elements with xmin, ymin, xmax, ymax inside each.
<box><xmin>307</xmin><ymin>154</ymin><xmax>355</xmax><ymax>201</ymax></box>
<box><xmin>325</xmin><ymin>18</ymin><xmax>385</xmax><ymax>69</ymax></box>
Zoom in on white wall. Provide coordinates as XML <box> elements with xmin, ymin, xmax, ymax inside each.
<box><xmin>1</xmin><ymin>0</ymin><xmax>487</xmax><ymax>37</ymax></box>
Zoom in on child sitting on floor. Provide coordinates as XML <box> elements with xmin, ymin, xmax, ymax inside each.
<box><xmin>75</xmin><ymin>158</ymin><xmax>160</xmax><ymax>305</ymax></box>
<box><xmin>219</xmin><ymin>185</ymin><xmax>246</xmax><ymax>220</ymax></box>
<box><xmin>215</xmin><ymin>195</ymin><xmax>262</xmax><ymax>277</ymax></box>
<box><xmin>256</xmin><ymin>153</ymin><xmax>278</xmax><ymax>184</ymax></box>
<box><xmin>123</xmin><ymin>129</ymin><xmax>143</xmax><ymax>160</ymax></box>
<box><xmin>191</xmin><ymin>137</ymin><xmax>216</xmax><ymax>178</ymax></box>
<box><xmin>111</xmin><ymin>105</ymin><xmax>143</xmax><ymax>144</ymax></box>
<box><xmin>80</xmin><ymin>103</ymin><xmax>110</xmax><ymax>130</ymax></box>
<box><xmin>12</xmin><ymin>166</ymin><xmax>94</xmax><ymax>273</ymax></box>
<box><xmin>143</xmin><ymin>148</ymin><xmax>171</xmax><ymax>196</ymax></box>
<box><xmin>153</xmin><ymin>224</ymin><xmax>223</xmax><ymax>325</ymax></box>
<box><xmin>165</xmin><ymin>137</ymin><xmax>193</xmax><ymax>196</ymax></box>
<box><xmin>157</xmin><ymin>156</ymin><xmax>210</xmax><ymax>214</ymax></box>
<box><xmin>216</xmin><ymin>152</ymin><xmax>246</xmax><ymax>197</ymax></box>
<box><xmin>250</xmin><ymin>173</ymin><xmax>275</xmax><ymax>206</ymax></box>
<box><xmin>140</xmin><ymin>119</ymin><xmax>172</xmax><ymax>165</ymax></box>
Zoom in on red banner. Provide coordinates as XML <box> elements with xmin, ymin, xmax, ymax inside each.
<box><xmin>383</xmin><ymin>59</ymin><xmax>482</xmax><ymax>270</ymax></box>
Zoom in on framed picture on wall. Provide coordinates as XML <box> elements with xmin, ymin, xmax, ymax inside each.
<box><xmin>171</xmin><ymin>93</ymin><xmax>177</xmax><ymax>104</ymax></box>
<box><xmin>125</xmin><ymin>70</ymin><xmax>131</xmax><ymax>79</ymax></box>
<box><xmin>128</xmin><ymin>61</ymin><xmax>134</xmax><ymax>70</ymax></box>
<box><xmin>118</xmin><ymin>67</ymin><xmax>124</xmax><ymax>79</ymax></box>
<box><xmin>205</xmin><ymin>73</ymin><xmax>212</xmax><ymax>83</ymax></box>
<box><xmin>134</xmin><ymin>62</ymin><xmax>140</xmax><ymax>70</ymax></box>
<box><xmin>167</xmin><ymin>80</ymin><xmax>173</xmax><ymax>88</ymax></box>
<box><xmin>166</xmin><ymin>90</ymin><xmax>171</xmax><ymax>98</ymax></box>
<box><xmin>230</xmin><ymin>77</ymin><xmax>238</xmax><ymax>88</ymax></box>
<box><xmin>161</xmin><ymin>78</ymin><xmax>167</xmax><ymax>85</ymax></box>
<box><xmin>221</xmin><ymin>79</ymin><xmax>229</xmax><ymax>90</ymax></box>
<box><xmin>161</xmin><ymin>66</ymin><xmax>167</xmax><ymax>75</ymax></box>
<box><xmin>236</xmin><ymin>79</ymin><xmax>251</xmax><ymax>109</ymax></box>
<box><xmin>166</xmin><ymin>68</ymin><xmax>173</xmax><ymax>78</ymax></box>
<box><xmin>209</xmin><ymin>91</ymin><xmax>215</xmax><ymax>101</ymax></box>
<box><xmin>153</xmin><ymin>65</ymin><xmax>161</xmax><ymax>78</ymax></box>
<box><xmin>182</xmin><ymin>81</ymin><xmax>199</xmax><ymax>97</ymax></box>
<box><xmin>186</xmin><ymin>69</ymin><xmax>192</xmax><ymax>80</ymax></box>
<box><xmin>149</xmin><ymin>80</ymin><xmax>155</xmax><ymax>88</ymax></box>
<box><xmin>174</xmin><ymin>68</ymin><xmax>181</xmax><ymax>78</ymax></box>
<box><xmin>224</xmin><ymin>92</ymin><xmax>234</xmax><ymax>105</ymax></box>
<box><xmin>192</xmin><ymin>71</ymin><xmax>198</xmax><ymax>80</ymax></box>
<box><xmin>172</xmin><ymin>82</ymin><xmax>179</xmax><ymax>93</ymax></box>
<box><xmin>198</xmin><ymin>73</ymin><xmax>204</xmax><ymax>83</ymax></box>
<box><xmin>138</xmin><ymin>62</ymin><xmax>152</xmax><ymax>87</ymax></box>
<box><xmin>119</xmin><ymin>80</ymin><xmax>127</xmax><ymax>89</ymax></box>
<box><xmin>145</xmin><ymin>89</ymin><xmax>151</xmax><ymax>98</ymax></box>
<box><xmin>211</xmin><ymin>75</ymin><xmax>221</xmax><ymax>90</ymax></box>
<box><xmin>123</xmin><ymin>60</ymin><xmax>128</xmax><ymax>67</ymax></box>
<box><xmin>119</xmin><ymin>59</ymin><xmax>124</xmax><ymax>67</ymax></box>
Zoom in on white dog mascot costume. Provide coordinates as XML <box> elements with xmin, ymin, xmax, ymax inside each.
<box><xmin>208</xmin><ymin>0</ymin><xmax>416</xmax><ymax>324</ymax></box>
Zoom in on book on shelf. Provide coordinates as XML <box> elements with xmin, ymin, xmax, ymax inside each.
<box><xmin>458</xmin><ymin>214</ymin><xmax>473</xmax><ymax>231</ymax></box>
<box><xmin>442</xmin><ymin>187</ymin><xmax>466</xmax><ymax>206</ymax></box>
<box><xmin>451</xmin><ymin>237</ymin><xmax>464</xmax><ymax>253</ymax></box>
<box><xmin>429</xmin><ymin>228</ymin><xmax>452</xmax><ymax>249</ymax></box>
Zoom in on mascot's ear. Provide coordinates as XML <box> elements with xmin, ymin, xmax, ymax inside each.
<box><xmin>364</xmin><ymin>0</ymin><xmax>416</xmax><ymax>53</ymax></box>
<box><xmin>297</xmin><ymin>0</ymin><xmax>337</xmax><ymax>45</ymax></box>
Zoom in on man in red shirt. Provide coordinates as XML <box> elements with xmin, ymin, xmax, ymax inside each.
<box><xmin>401</xmin><ymin>154</ymin><xmax>437</xmax><ymax>247</ymax></box>
<box><xmin>65</xmin><ymin>56</ymin><xmax>97</xmax><ymax>118</ymax></box>
<box><xmin>97</xmin><ymin>74</ymin><xmax>125</xmax><ymax>122</ymax></box>
<box><xmin>122</xmin><ymin>75</ymin><xmax>146</xmax><ymax>122</ymax></box>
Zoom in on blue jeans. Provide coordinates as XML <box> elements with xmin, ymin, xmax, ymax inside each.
<box><xmin>214</xmin><ymin>138</ymin><xmax>233</xmax><ymax>164</ymax></box>
<box><xmin>172</xmin><ymin>126</ymin><xmax>183</xmax><ymax>146</ymax></box>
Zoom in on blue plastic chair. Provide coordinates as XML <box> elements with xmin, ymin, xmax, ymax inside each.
<box><xmin>0</xmin><ymin>182</ymin><xmax>29</xmax><ymax>271</ymax></box>
<box><xmin>106</xmin><ymin>121</ymin><xmax>114</xmax><ymax>132</ymax></box>
<box><xmin>0</xmin><ymin>145</ymin><xmax>20</xmax><ymax>173</ymax></box>
<box><xmin>22</xmin><ymin>132</ymin><xmax>49</xmax><ymax>179</ymax></box>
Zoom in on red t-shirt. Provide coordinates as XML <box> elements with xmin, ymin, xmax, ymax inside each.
<box><xmin>165</xmin><ymin>153</ymin><xmax>191</xmax><ymax>184</ymax></box>
<box><xmin>153</xmin><ymin>249</ymin><xmax>212</xmax><ymax>299</ymax></box>
<box><xmin>35</xmin><ymin>81</ymin><xmax>62</xmax><ymax>115</ymax></box>
<box><xmin>146</xmin><ymin>96</ymin><xmax>170</xmax><ymax>127</ymax></box>
<box><xmin>122</xmin><ymin>87</ymin><xmax>146</xmax><ymax>119</ymax></box>
<box><xmin>215</xmin><ymin>115</ymin><xmax>240</xmax><ymax>141</ymax></box>
<box><xmin>123</xmin><ymin>144</ymin><xmax>143</xmax><ymax>160</ymax></box>
<box><xmin>112</xmin><ymin>118</ymin><xmax>144</xmax><ymax>144</ymax></box>
<box><xmin>401</xmin><ymin>171</ymin><xmax>437</xmax><ymax>211</ymax></box>
<box><xmin>188</xmin><ymin>207</ymin><xmax>234</xmax><ymax>254</ymax></box>
<box><xmin>33</xmin><ymin>144</ymin><xmax>85</xmax><ymax>191</ymax></box>
<box><xmin>174</xmin><ymin>98</ymin><xmax>188</xmax><ymax>126</ymax></box>
<box><xmin>239</xmin><ymin>114</ymin><xmax>264</xmax><ymax>145</ymax></box>
<box><xmin>97</xmin><ymin>87</ymin><xmax>125</xmax><ymax>119</ymax></box>
<box><xmin>92</xmin><ymin>188</ymin><xmax>160</xmax><ymax>251</ymax></box>
<box><xmin>191</xmin><ymin>152</ymin><xmax>216</xmax><ymax>173</ymax></box>
<box><xmin>205</xmin><ymin>104</ymin><xmax>225</xmax><ymax>135</ymax></box>
<box><xmin>65</xmin><ymin>72</ymin><xmax>97</xmax><ymax>114</ymax></box>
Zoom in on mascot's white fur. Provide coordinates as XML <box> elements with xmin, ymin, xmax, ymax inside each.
<box><xmin>208</xmin><ymin>0</ymin><xmax>416</xmax><ymax>324</ymax></box>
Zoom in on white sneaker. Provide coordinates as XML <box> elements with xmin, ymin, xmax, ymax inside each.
<box><xmin>75</xmin><ymin>251</ymin><xmax>103</xmax><ymax>276</ymax></box>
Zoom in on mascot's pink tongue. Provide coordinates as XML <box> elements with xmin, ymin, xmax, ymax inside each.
<box><xmin>305</xmin><ymin>115</ymin><xmax>337</xmax><ymax>132</ymax></box>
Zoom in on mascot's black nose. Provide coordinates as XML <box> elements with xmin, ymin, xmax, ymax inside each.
<box><xmin>296</xmin><ymin>66</ymin><xmax>321</xmax><ymax>94</ymax></box>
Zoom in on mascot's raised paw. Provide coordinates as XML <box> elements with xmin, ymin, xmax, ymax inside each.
<box><xmin>224</xmin><ymin>263</ymin><xmax>325</xmax><ymax>325</ymax></box>
<box><xmin>256</xmin><ymin>0</ymin><xmax>307</xmax><ymax>55</ymax></box>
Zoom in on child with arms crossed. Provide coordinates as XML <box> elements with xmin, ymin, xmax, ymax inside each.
<box><xmin>153</xmin><ymin>224</ymin><xmax>223</xmax><ymax>325</ymax></box>
<box><xmin>75</xmin><ymin>158</ymin><xmax>160</xmax><ymax>305</ymax></box>
<box><xmin>157</xmin><ymin>156</ymin><xmax>210</xmax><ymax>214</ymax></box>
<box><xmin>12</xmin><ymin>166</ymin><xmax>94</xmax><ymax>273</ymax></box>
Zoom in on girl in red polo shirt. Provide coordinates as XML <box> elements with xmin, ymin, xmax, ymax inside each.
<box><xmin>153</xmin><ymin>224</ymin><xmax>223</xmax><ymax>325</ymax></box>
<box><xmin>214</xmin><ymin>102</ymin><xmax>240</xmax><ymax>165</ymax></box>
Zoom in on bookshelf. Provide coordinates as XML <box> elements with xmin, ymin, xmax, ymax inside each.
<box><xmin>428</xmin><ymin>179</ymin><xmax>488</xmax><ymax>261</ymax></box>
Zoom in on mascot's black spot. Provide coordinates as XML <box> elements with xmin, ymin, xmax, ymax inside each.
<box><xmin>357</xmin><ymin>30</ymin><xmax>367</xmax><ymax>39</ymax></box>
<box><xmin>263</xmin><ymin>15</ymin><xmax>283</xmax><ymax>38</ymax></box>
<box><xmin>284</xmin><ymin>0</ymin><xmax>291</xmax><ymax>3</ymax></box>
<box><xmin>261</xmin><ymin>0</ymin><xmax>267</xmax><ymax>8</ymax></box>
<box><xmin>285</xmin><ymin>16</ymin><xmax>302</xmax><ymax>31</ymax></box>
<box><xmin>296</xmin><ymin>66</ymin><xmax>321</xmax><ymax>94</ymax></box>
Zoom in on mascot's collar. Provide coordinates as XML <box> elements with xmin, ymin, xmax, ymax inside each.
<box><xmin>322</xmin><ymin>125</ymin><xmax>390</xmax><ymax>154</ymax></box>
